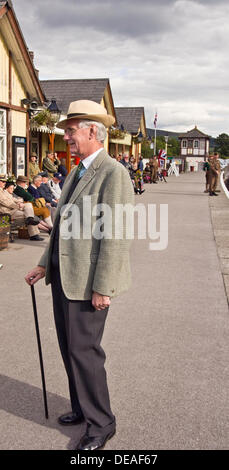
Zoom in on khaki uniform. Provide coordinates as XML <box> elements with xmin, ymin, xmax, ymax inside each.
<box><xmin>214</xmin><ymin>158</ymin><xmax>221</xmax><ymax>191</ymax></box>
<box><xmin>208</xmin><ymin>159</ymin><xmax>219</xmax><ymax>194</ymax></box>
<box><xmin>150</xmin><ymin>158</ymin><xmax>159</xmax><ymax>183</ymax></box>
<box><xmin>29</xmin><ymin>161</ymin><xmax>40</xmax><ymax>183</ymax></box>
<box><xmin>42</xmin><ymin>156</ymin><xmax>61</xmax><ymax>178</ymax></box>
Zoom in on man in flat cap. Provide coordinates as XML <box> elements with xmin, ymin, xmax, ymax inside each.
<box><xmin>25</xmin><ymin>100</ymin><xmax>134</xmax><ymax>450</ymax></box>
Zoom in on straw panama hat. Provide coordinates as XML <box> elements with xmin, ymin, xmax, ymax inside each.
<box><xmin>56</xmin><ymin>100</ymin><xmax>115</xmax><ymax>129</ymax></box>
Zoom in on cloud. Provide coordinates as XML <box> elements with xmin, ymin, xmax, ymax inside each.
<box><xmin>12</xmin><ymin>0</ymin><xmax>229</xmax><ymax>136</ymax></box>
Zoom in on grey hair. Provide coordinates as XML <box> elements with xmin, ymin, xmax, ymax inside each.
<box><xmin>78</xmin><ymin>120</ymin><xmax>107</xmax><ymax>143</ymax></box>
<box><xmin>33</xmin><ymin>175</ymin><xmax>42</xmax><ymax>184</ymax></box>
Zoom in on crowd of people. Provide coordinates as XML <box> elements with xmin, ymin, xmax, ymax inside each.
<box><xmin>0</xmin><ymin>149</ymin><xmax>167</xmax><ymax>243</ymax></box>
<box><xmin>0</xmin><ymin>150</ymin><xmax>66</xmax><ymax>242</ymax></box>
<box><xmin>117</xmin><ymin>153</ymin><xmax>167</xmax><ymax>194</ymax></box>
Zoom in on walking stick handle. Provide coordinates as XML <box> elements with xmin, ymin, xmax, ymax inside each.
<box><xmin>30</xmin><ymin>284</ymin><xmax>49</xmax><ymax>419</ymax></box>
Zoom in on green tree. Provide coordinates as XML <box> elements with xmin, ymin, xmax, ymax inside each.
<box><xmin>141</xmin><ymin>138</ymin><xmax>154</xmax><ymax>159</ymax></box>
<box><xmin>167</xmin><ymin>137</ymin><xmax>180</xmax><ymax>156</ymax></box>
<box><xmin>215</xmin><ymin>133</ymin><xmax>229</xmax><ymax>158</ymax></box>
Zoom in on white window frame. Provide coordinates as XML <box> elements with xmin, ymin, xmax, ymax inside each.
<box><xmin>0</xmin><ymin>109</ymin><xmax>7</xmax><ymax>175</ymax></box>
<box><xmin>182</xmin><ymin>140</ymin><xmax>187</xmax><ymax>148</ymax></box>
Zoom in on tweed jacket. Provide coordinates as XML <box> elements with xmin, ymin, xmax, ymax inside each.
<box><xmin>38</xmin><ymin>150</ymin><xmax>134</xmax><ymax>300</ymax></box>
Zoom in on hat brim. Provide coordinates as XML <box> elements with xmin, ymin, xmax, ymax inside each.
<box><xmin>56</xmin><ymin>113</ymin><xmax>115</xmax><ymax>129</ymax></box>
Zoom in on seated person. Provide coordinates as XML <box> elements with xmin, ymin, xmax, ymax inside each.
<box><xmin>143</xmin><ymin>162</ymin><xmax>151</xmax><ymax>183</ymax></box>
<box><xmin>14</xmin><ymin>175</ymin><xmax>53</xmax><ymax>231</ymax></box>
<box><xmin>0</xmin><ymin>181</ymin><xmax>44</xmax><ymax>241</ymax></box>
<box><xmin>48</xmin><ymin>172</ymin><xmax>62</xmax><ymax>200</ymax></box>
<box><xmin>37</xmin><ymin>172</ymin><xmax>58</xmax><ymax>207</ymax></box>
<box><xmin>58</xmin><ymin>158</ymin><xmax>67</xmax><ymax>189</ymax></box>
<box><xmin>0</xmin><ymin>174</ymin><xmax>7</xmax><ymax>190</ymax></box>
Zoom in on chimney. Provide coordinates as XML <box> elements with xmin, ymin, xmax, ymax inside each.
<box><xmin>29</xmin><ymin>50</ymin><xmax>34</xmax><ymax>62</ymax></box>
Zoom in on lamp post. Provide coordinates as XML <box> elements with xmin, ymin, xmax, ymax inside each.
<box><xmin>164</xmin><ymin>135</ymin><xmax>169</xmax><ymax>169</ymax></box>
<box><xmin>47</xmin><ymin>99</ymin><xmax>61</xmax><ymax>152</ymax></box>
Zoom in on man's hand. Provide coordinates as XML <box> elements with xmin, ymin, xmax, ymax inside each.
<box><xmin>25</xmin><ymin>266</ymin><xmax>46</xmax><ymax>286</ymax></box>
<box><xmin>92</xmin><ymin>292</ymin><xmax>111</xmax><ymax>311</ymax></box>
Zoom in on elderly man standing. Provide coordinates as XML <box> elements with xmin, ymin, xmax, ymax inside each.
<box><xmin>25</xmin><ymin>100</ymin><xmax>134</xmax><ymax>451</ymax></box>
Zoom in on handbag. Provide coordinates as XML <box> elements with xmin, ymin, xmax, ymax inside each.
<box><xmin>33</xmin><ymin>197</ymin><xmax>46</xmax><ymax>208</ymax></box>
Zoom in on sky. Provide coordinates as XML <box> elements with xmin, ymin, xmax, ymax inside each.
<box><xmin>12</xmin><ymin>0</ymin><xmax>229</xmax><ymax>137</ymax></box>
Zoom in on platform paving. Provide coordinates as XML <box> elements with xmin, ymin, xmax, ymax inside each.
<box><xmin>0</xmin><ymin>171</ymin><xmax>229</xmax><ymax>450</ymax></box>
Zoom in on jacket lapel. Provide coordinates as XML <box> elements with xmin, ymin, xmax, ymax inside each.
<box><xmin>67</xmin><ymin>149</ymin><xmax>108</xmax><ymax>204</ymax></box>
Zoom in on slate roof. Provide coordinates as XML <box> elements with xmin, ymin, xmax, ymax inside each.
<box><xmin>179</xmin><ymin>127</ymin><xmax>209</xmax><ymax>139</ymax></box>
<box><xmin>41</xmin><ymin>79</ymin><xmax>111</xmax><ymax>115</ymax></box>
<box><xmin>115</xmin><ymin>107</ymin><xmax>145</xmax><ymax>134</ymax></box>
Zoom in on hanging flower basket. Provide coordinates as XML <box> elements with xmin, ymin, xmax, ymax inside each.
<box><xmin>31</xmin><ymin>110</ymin><xmax>57</xmax><ymax>130</ymax></box>
<box><xmin>109</xmin><ymin>128</ymin><xmax>127</xmax><ymax>139</ymax></box>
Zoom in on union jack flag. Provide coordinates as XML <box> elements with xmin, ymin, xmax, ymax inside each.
<box><xmin>158</xmin><ymin>149</ymin><xmax>166</xmax><ymax>159</ymax></box>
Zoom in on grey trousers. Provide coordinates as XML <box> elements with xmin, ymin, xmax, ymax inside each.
<box><xmin>50</xmin><ymin>267</ymin><xmax>116</xmax><ymax>437</ymax></box>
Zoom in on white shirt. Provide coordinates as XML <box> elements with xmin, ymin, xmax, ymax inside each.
<box><xmin>81</xmin><ymin>148</ymin><xmax>103</xmax><ymax>170</ymax></box>
<box><xmin>48</xmin><ymin>179</ymin><xmax>62</xmax><ymax>200</ymax></box>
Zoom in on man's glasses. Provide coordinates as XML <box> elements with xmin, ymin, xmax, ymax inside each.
<box><xmin>64</xmin><ymin>127</ymin><xmax>81</xmax><ymax>137</ymax></box>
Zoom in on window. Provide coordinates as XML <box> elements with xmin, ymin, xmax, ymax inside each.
<box><xmin>194</xmin><ymin>140</ymin><xmax>199</xmax><ymax>148</ymax></box>
<box><xmin>0</xmin><ymin>109</ymin><xmax>7</xmax><ymax>175</ymax></box>
<box><xmin>182</xmin><ymin>140</ymin><xmax>187</xmax><ymax>148</ymax></box>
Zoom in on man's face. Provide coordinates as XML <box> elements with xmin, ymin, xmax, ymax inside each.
<box><xmin>42</xmin><ymin>177</ymin><xmax>49</xmax><ymax>184</ymax></box>
<box><xmin>31</xmin><ymin>156</ymin><xmax>37</xmax><ymax>163</ymax></box>
<box><xmin>0</xmin><ymin>181</ymin><xmax>6</xmax><ymax>189</ymax></box>
<box><xmin>63</xmin><ymin>120</ymin><xmax>91</xmax><ymax>158</ymax></box>
<box><xmin>53</xmin><ymin>177</ymin><xmax>60</xmax><ymax>184</ymax></box>
<box><xmin>48</xmin><ymin>153</ymin><xmax>54</xmax><ymax>160</ymax></box>
<box><xmin>35</xmin><ymin>178</ymin><xmax>42</xmax><ymax>187</ymax></box>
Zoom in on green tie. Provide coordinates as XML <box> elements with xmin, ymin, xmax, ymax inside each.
<box><xmin>75</xmin><ymin>161</ymin><xmax>85</xmax><ymax>182</ymax></box>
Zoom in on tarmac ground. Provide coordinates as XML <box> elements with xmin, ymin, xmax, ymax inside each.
<box><xmin>0</xmin><ymin>171</ymin><xmax>229</xmax><ymax>450</ymax></box>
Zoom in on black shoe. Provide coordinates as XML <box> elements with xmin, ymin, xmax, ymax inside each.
<box><xmin>58</xmin><ymin>412</ymin><xmax>84</xmax><ymax>426</ymax></box>
<box><xmin>30</xmin><ymin>235</ymin><xmax>44</xmax><ymax>241</ymax></box>
<box><xmin>26</xmin><ymin>217</ymin><xmax>40</xmax><ymax>226</ymax></box>
<box><xmin>212</xmin><ymin>192</ymin><xmax>218</xmax><ymax>196</ymax></box>
<box><xmin>209</xmin><ymin>192</ymin><xmax>214</xmax><ymax>196</ymax></box>
<box><xmin>75</xmin><ymin>430</ymin><xmax>116</xmax><ymax>450</ymax></box>
<box><xmin>140</xmin><ymin>189</ymin><xmax>145</xmax><ymax>194</ymax></box>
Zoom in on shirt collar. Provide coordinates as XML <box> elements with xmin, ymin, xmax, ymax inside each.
<box><xmin>81</xmin><ymin>148</ymin><xmax>103</xmax><ymax>170</ymax></box>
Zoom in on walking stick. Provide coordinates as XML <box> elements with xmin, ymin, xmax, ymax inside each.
<box><xmin>30</xmin><ymin>283</ymin><xmax>49</xmax><ymax>419</ymax></box>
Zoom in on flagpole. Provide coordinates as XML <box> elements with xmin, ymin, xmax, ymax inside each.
<box><xmin>154</xmin><ymin>126</ymin><xmax>157</xmax><ymax>156</ymax></box>
<box><xmin>154</xmin><ymin>111</ymin><xmax>157</xmax><ymax>156</ymax></box>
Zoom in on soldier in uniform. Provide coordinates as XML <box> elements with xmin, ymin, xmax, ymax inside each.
<box><xmin>203</xmin><ymin>158</ymin><xmax>211</xmax><ymax>193</ymax></box>
<box><xmin>149</xmin><ymin>156</ymin><xmax>159</xmax><ymax>183</ymax></box>
<box><xmin>208</xmin><ymin>155</ymin><xmax>219</xmax><ymax>196</ymax></box>
<box><xmin>42</xmin><ymin>151</ymin><xmax>61</xmax><ymax>178</ymax></box>
<box><xmin>213</xmin><ymin>153</ymin><xmax>221</xmax><ymax>192</ymax></box>
<box><xmin>29</xmin><ymin>152</ymin><xmax>40</xmax><ymax>183</ymax></box>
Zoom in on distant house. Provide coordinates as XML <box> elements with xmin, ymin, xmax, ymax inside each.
<box><xmin>40</xmin><ymin>78</ymin><xmax>116</xmax><ymax>170</ymax></box>
<box><xmin>179</xmin><ymin>126</ymin><xmax>210</xmax><ymax>171</ymax></box>
<box><xmin>111</xmin><ymin>107</ymin><xmax>146</xmax><ymax>158</ymax></box>
<box><xmin>0</xmin><ymin>0</ymin><xmax>44</xmax><ymax>177</ymax></box>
